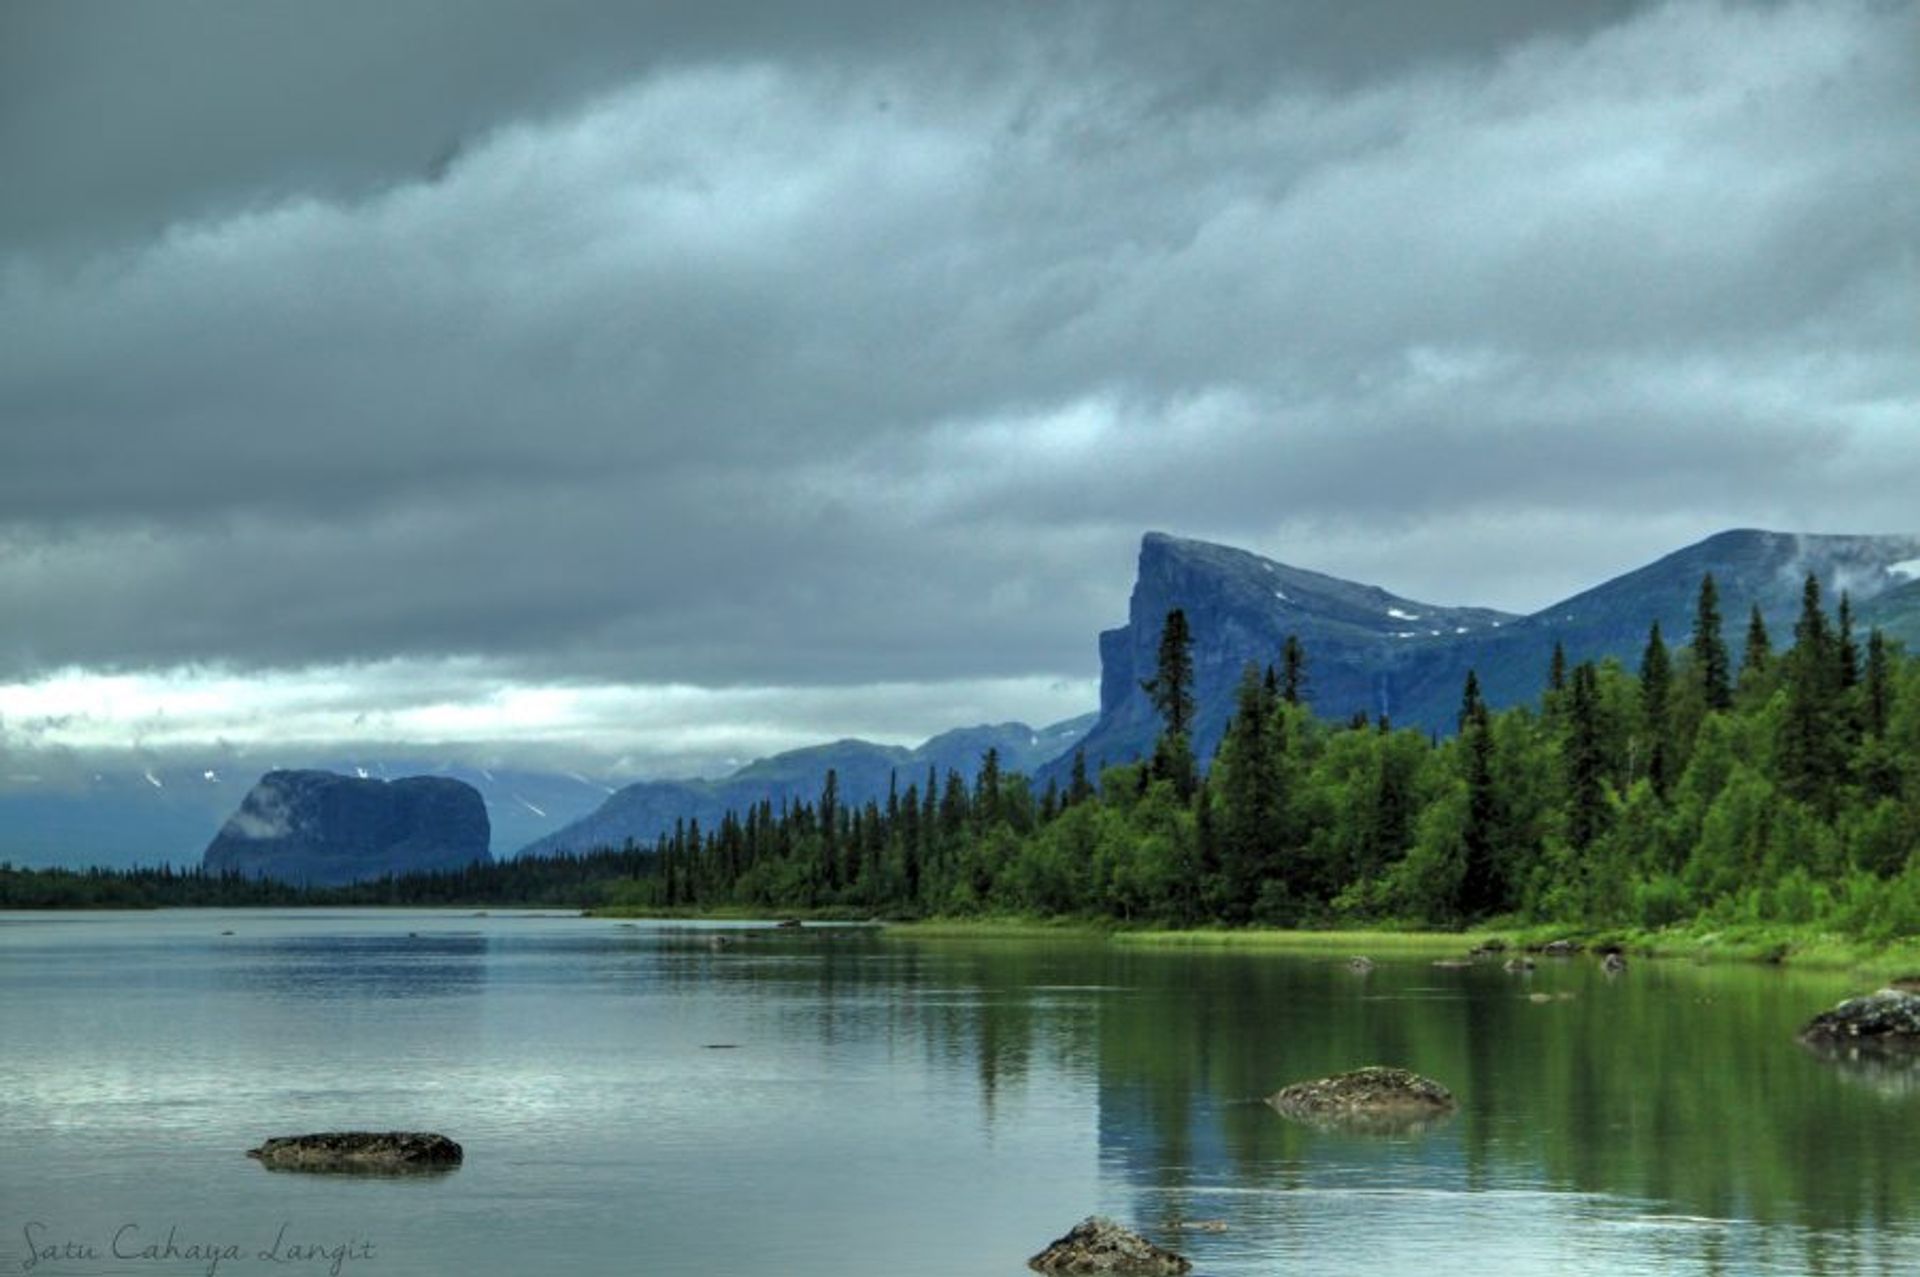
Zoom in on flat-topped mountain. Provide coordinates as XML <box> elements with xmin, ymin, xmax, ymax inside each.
<box><xmin>518</xmin><ymin>715</ymin><xmax>1094</xmax><ymax>858</ymax></box>
<box><xmin>1053</xmin><ymin>529</ymin><xmax>1920</xmax><ymax>777</ymax></box>
<box><xmin>203</xmin><ymin>770</ymin><xmax>491</xmax><ymax>886</ymax></box>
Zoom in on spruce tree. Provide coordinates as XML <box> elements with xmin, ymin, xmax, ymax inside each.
<box><xmin>1217</xmin><ymin>663</ymin><xmax>1282</xmax><ymax>921</ymax></box>
<box><xmin>1549</xmin><ymin>641</ymin><xmax>1568</xmax><ymax>694</ymax></box>
<box><xmin>1458</xmin><ymin>669</ymin><xmax>1485</xmax><ymax>734</ymax></box>
<box><xmin>1458</xmin><ymin>698</ymin><xmax>1503</xmax><ymax>918</ymax></box>
<box><xmin>820</xmin><ymin>769</ymin><xmax>841</xmax><ymax>891</ymax></box>
<box><xmin>1565</xmin><ymin>663</ymin><xmax>1608</xmax><ymax>850</ymax></box>
<box><xmin>1836</xmin><ymin>593</ymin><xmax>1860</xmax><ymax>691</ymax></box>
<box><xmin>1142</xmin><ymin>608</ymin><xmax>1197</xmax><ymax>797</ymax></box>
<box><xmin>1142</xmin><ymin>608</ymin><xmax>1196</xmax><ymax>739</ymax></box>
<box><xmin>974</xmin><ymin>747</ymin><xmax>1002</xmax><ymax>830</ymax></box>
<box><xmin>1692</xmin><ymin>573</ymin><xmax>1733</xmax><ymax>711</ymax></box>
<box><xmin>1778</xmin><ymin>574</ymin><xmax>1842</xmax><ymax>810</ymax></box>
<box><xmin>1865</xmin><ymin>628</ymin><xmax>1893</xmax><ymax>738</ymax></box>
<box><xmin>1280</xmin><ymin>634</ymin><xmax>1307</xmax><ymax>707</ymax></box>
<box><xmin>1743</xmin><ymin>605</ymin><xmax>1772</xmax><ymax>677</ymax></box>
<box><xmin>1639</xmin><ymin>621</ymin><xmax>1673</xmax><ymax>796</ymax></box>
<box><xmin>1067</xmin><ymin>748</ymin><xmax>1094</xmax><ymax>807</ymax></box>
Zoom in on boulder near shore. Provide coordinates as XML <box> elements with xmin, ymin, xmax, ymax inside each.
<box><xmin>247</xmin><ymin>1132</ymin><xmax>463</xmax><ymax>1173</ymax></box>
<box><xmin>1028</xmin><ymin>1217</ymin><xmax>1191</xmax><ymax>1275</ymax></box>
<box><xmin>1799</xmin><ymin>989</ymin><xmax>1920</xmax><ymax>1049</ymax></box>
<box><xmin>1268</xmin><ymin>1066</ymin><xmax>1456</xmax><ymax>1132</ymax></box>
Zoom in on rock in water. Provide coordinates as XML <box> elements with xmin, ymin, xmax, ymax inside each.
<box><xmin>203</xmin><ymin>770</ymin><xmax>490</xmax><ymax>886</ymax></box>
<box><xmin>1268</xmin><ymin>1066</ymin><xmax>1457</xmax><ymax>1133</ymax></box>
<box><xmin>1800</xmin><ymin>989</ymin><xmax>1920</xmax><ymax>1048</ymax></box>
<box><xmin>1028</xmin><ymin>1217</ymin><xmax>1191</xmax><ymax>1275</ymax></box>
<box><xmin>247</xmin><ymin>1132</ymin><xmax>463</xmax><ymax>1173</ymax></box>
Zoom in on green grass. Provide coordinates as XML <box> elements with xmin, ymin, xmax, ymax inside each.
<box><xmin>878</xmin><ymin>916</ymin><xmax>1118</xmax><ymax>940</ymax></box>
<box><xmin>580</xmin><ymin>906</ymin><xmax>1920</xmax><ymax>980</ymax></box>
<box><xmin>584</xmin><ymin>903</ymin><xmax>881</xmax><ymax>922</ymax></box>
<box><xmin>1109</xmin><ymin>927</ymin><xmax>1489</xmax><ymax>954</ymax></box>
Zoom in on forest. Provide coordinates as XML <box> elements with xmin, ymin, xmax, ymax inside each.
<box><xmin>6</xmin><ymin>572</ymin><xmax>1918</xmax><ymax>943</ymax></box>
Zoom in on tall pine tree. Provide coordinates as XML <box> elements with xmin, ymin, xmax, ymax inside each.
<box><xmin>1142</xmin><ymin>609</ymin><xmax>1198</xmax><ymax>797</ymax></box>
<box><xmin>1639</xmin><ymin>621</ymin><xmax>1674</xmax><ymax>796</ymax></box>
<box><xmin>1692</xmin><ymin>573</ymin><xmax>1733</xmax><ymax>711</ymax></box>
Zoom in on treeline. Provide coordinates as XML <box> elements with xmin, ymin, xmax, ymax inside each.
<box><xmin>7</xmin><ymin>572</ymin><xmax>1917</xmax><ymax>936</ymax></box>
<box><xmin>595</xmin><ymin>570</ymin><xmax>1920</xmax><ymax>937</ymax></box>
<box><xmin>0</xmin><ymin>845</ymin><xmax>659</xmax><ymax>910</ymax></box>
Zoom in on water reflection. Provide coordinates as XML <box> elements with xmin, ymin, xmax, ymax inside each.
<box><xmin>221</xmin><ymin>932</ymin><xmax>492</xmax><ymax>1000</ymax></box>
<box><xmin>736</xmin><ymin>932</ymin><xmax>1920</xmax><ymax>1273</ymax></box>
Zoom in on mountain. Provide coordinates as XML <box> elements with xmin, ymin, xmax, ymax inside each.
<box><xmin>203</xmin><ymin>770</ymin><xmax>491</xmax><ymax>885</ymax></box>
<box><xmin>0</xmin><ymin>759</ymin><xmax>618</xmax><ymax>872</ymax></box>
<box><xmin>1860</xmin><ymin>577</ymin><xmax>1920</xmax><ymax>649</ymax></box>
<box><xmin>1052</xmin><ymin>529</ymin><xmax>1920</xmax><ymax>778</ymax></box>
<box><xmin>518</xmin><ymin>715</ymin><xmax>1095</xmax><ymax>857</ymax></box>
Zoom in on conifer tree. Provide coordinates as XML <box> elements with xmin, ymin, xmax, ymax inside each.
<box><xmin>1565</xmin><ymin>663</ymin><xmax>1608</xmax><ymax>850</ymax></box>
<box><xmin>1639</xmin><ymin>621</ymin><xmax>1674</xmax><ymax>796</ymax></box>
<box><xmin>1779</xmin><ymin>574</ymin><xmax>1842</xmax><ymax>810</ymax></box>
<box><xmin>1458</xmin><ymin>669</ymin><xmax>1485</xmax><ymax>733</ymax></box>
<box><xmin>1836</xmin><ymin>593</ymin><xmax>1860</xmax><ymax>691</ymax></box>
<box><xmin>1692</xmin><ymin>573</ymin><xmax>1733</xmax><ymax>711</ymax></box>
<box><xmin>820</xmin><ymin>769</ymin><xmax>841</xmax><ymax>891</ymax></box>
<box><xmin>1280</xmin><ymin>634</ymin><xmax>1307</xmax><ymax>707</ymax></box>
<box><xmin>1743</xmin><ymin>605</ymin><xmax>1772</xmax><ymax>677</ymax></box>
<box><xmin>1549</xmin><ymin>641</ymin><xmax>1568</xmax><ymax>693</ymax></box>
<box><xmin>1458</xmin><ymin>696</ymin><xmax>1503</xmax><ymax>918</ymax></box>
<box><xmin>1216</xmin><ymin>663</ymin><xmax>1282</xmax><ymax>920</ymax></box>
<box><xmin>1067</xmin><ymin>748</ymin><xmax>1094</xmax><ymax>807</ymax></box>
<box><xmin>975</xmin><ymin>748</ymin><xmax>1002</xmax><ymax>829</ymax></box>
<box><xmin>1142</xmin><ymin>608</ymin><xmax>1195</xmax><ymax>739</ymax></box>
<box><xmin>1865</xmin><ymin>628</ymin><xmax>1893</xmax><ymax>738</ymax></box>
<box><xmin>1142</xmin><ymin>608</ymin><xmax>1197</xmax><ymax>797</ymax></box>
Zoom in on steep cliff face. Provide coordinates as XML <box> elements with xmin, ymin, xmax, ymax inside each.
<box><xmin>1063</xmin><ymin>532</ymin><xmax>1516</xmax><ymax>774</ymax></box>
<box><xmin>203</xmin><ymin>770</ymin><xmax>491</xmax><ymax>885</ymax></box>
<box><xmin>1051</xmin><ymin>528</ymin><xmax>1920</xmax><ymax>780</ymax></box>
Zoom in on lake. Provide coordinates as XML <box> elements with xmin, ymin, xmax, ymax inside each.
<box><xmin>2</xmin><ymin>910</ymin><xmax>1915</xmax><ymax>1276</ymax></box>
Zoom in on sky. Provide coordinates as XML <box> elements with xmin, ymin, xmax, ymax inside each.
<box><xmin>1</xmin><ymin>0</ymin><xmax>1916</xmax><ymax>784</ymax></box>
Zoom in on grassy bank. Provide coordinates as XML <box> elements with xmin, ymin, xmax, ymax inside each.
<box><xmin>875</xmin><ymin>916</ymin><xmax>1920</xmax><ymax>979</ymax></box>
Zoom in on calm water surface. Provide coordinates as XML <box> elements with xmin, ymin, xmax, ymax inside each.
<box><xmin>2</xmin><ymin>910</ymin><xmax>1915</xmax><ymax>1276</ymax></box>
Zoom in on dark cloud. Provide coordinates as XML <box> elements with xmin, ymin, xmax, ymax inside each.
<box><xmin>1</xmin><ymin>0</ymin><xmax>1915</xmax><ymax>767</ymax></box>
<box><xmin>1</xmin><ymin>0</ymin><xmax>1656</xmax><ymax>259</ymax></box>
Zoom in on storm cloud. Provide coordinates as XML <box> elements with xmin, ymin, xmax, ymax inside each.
<box><xmin>2</xmin><ymin>0</ymin><xmax>1915</xmax><ymax>774</ymax></box>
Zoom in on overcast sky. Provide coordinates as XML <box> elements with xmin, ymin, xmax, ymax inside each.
<box><xmin>2</xmin><ymin>0</ymin><xmax>1916</xmax><ymax>781</ymax></box>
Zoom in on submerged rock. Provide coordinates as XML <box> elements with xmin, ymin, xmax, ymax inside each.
<box><xmin>1347</xmin><ymin>956</ymin><xmax>1376</xmax><ymax>973</ymax></box>
<box><xmin>1267</xmin><ymin>1066</ymin><xmax>1456</xmax><ymax>1133</ymax></box>
<box><xmin>1028</xmin><ymin>1217</ymin><xmax>1191</xmax><ymax>1275</ymax></box>
<box><xmin>1602</xmin><ymin>952</ymin><xmax>1628</xmax><ymax>974</ymax></box>
<box><xmin>1799</xmin><ymin>989</ymin><xmax>1920</xmax><ymax>1048</ymax></box>
<box><xmin>247</xmin><ymin>1131</ymin><xmax>463</xmax><ymax>1174</ymax></box>
<box><xmin>1504</xmin><ymin>956</ymin><xmax>1536</xmax><ymax>973</ymax></box>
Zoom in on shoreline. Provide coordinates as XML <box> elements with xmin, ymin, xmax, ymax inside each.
<box><xmin>614</xmin><ymin>912</ymin><xmax>1920</xmax><ymax>980</ymax></box>
<box><xmin>11</xmin><ymin>900</ymin><xmax>1916</xmax><ymax>980</ymax></box>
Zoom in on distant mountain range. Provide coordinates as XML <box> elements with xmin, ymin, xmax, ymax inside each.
<box><xmin>0</xmin><ymin>718</ymin><xmax>1095</xmax><ymax>871</ymax></box>
<box><xmin>516</xmin><ymin>716</ymin><xmax>1094</xmax><ymax>857</ymax></box>
<box><xmin>11</xmin><ymin>527</ymin><xmax>1917</xmax><ymax>872</ymax></box>
<box><xmin>0</xmin><ymin>760</ymin><xmax>618</xmax><ymax>871</ymax></box>
<box><xmin>1052</xmin><ymin>528</ymin><xmax>1920</xmax><ymax>779</ymax></box>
